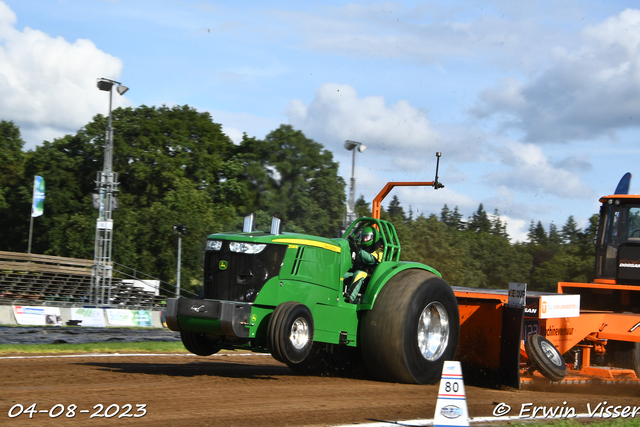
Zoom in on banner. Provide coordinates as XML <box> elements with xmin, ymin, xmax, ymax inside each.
<box><xmin>106</xmin><ymin>309</ymin><xmax>153</xmax><ymax>327</ymax></box>
<box><xmin>70</xmin><ymin>308</ymin><xmax>106</xmax><ymax>327</ymax></box>
<box><xmin>31</xmin><ymin>175</ymin><xmax>45</xmax><ymax>217</ymax></box>
<box><xmin>13</xmin><ymin>306</ymin><xmax>62</xmax><ymax>326</ymax></box>
<box><xmin>539</xmin><ymin>294</ymin><xmax>581</xmax><ymax>319</ymax></box>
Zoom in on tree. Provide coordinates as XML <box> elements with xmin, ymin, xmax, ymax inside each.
<box><xmin>440</xmin><ymin>204</ymin><xmax>463</xmax><ymax>230</ymax></box>
<box><xmin>387</xmin><ymin>195</ymin><xmax>406</xmax><ymax>222</ymax></box>
<box><xmin>236</xmin><ymin>125</ymin><xmax>346</xmax><ymax>237</ymax></box>
<box><xmin>490</xmin><ymin>209</ymin><xmax>508</xmax><ymax>238</ymax></box>
<box><xmin>355</xmin><ymin>195</ymin><xmax>370</xmax><ymax>218</ymax></box>
<box><xmin>0</xmin><ymin>121</ymin><xmax>28</xmax><ymax>250</ymax></box>
<box><xmin>21</xmin><ymin>132</ymin><xmax>102</xmax><ymax>258</ymax></box>
<box><xmin>467</xmin><ymin>204</ymin><xmax>491</xmax><ymax>233</ymax></box>
<box><xmin>560</xmin><ymin>216</ymin><xmax>580</xmax><ymax>245</ymax></box>
<box><xmin>548</xmin><ymin>222</ymin><xmax>562</xmax><ymax>251</ymax></box>
<box><xmin>527</xmin><ymin>221</ymin><xmax>548</xmax><ymax>246</ymax></box>
<box><xmin>20</xmin><ymin>105</ymin><xmax>242</xmax><ymax>294</ymax></box>
<box><xmin>401</xmin><ymin>214</ymin><xmax>482</xmax><ymax>287</ymax></box>
<box><xmin>466</xmin><ymin>231</ymin><xmax>532</xmax><ymax>288</ymax></box>
<box><xmin>0</xmin><ymin>121</ymin><xmax>25</xmax><ymax>210</ymax></box>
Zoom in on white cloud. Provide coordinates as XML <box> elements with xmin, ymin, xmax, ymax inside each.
<box><xmin>271</xmin><ymin>2</ymin><xmax>576</xmax><ymax>72</ymax></box>
<box><xmin>287</xmin><ymin>83</ymin><xmax>441</xmax><ymax>170</ymax></box>
<box><xmin>0</xmin><ymin>1</ymin><xmax>124</xmax><ymax>149</ymax></box>
<box><xmin>503</xmin><ymin>216</ymin><xmax>529</xmax><ymax>243</ymax></box>
<box><xmin>487</xmin><ymin>140</ymin><xmax>594</xmax><ymax>198</ymax></box>
<box><xmin>470</xmin><ymin>8</ymin><xmax>640</xmax><ymax>143</ymax></box>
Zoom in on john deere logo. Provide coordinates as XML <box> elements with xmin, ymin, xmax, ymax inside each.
<box><xmin>219</xmin><ymin>260</ymin><xmax>228</xmax><ymax>270</ymax></box>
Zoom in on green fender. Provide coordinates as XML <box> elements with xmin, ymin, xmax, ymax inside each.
<box><xmin>357</xmin><ymin>261</ymin><xmax>442</xmax><ymax>310</ymax></box>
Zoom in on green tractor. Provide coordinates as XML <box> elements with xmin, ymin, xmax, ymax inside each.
<box><xmin>166</xmin><ymin>214</ymin><xmax>459</xmax><ymax>384</ymax></box>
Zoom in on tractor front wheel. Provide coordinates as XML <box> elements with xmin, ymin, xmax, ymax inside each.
<box><xmin>360</xmin><ymin>269</ymin><xmax>459</xmax><ymax>384</ymax></box>
<box><xmin>180</xmin><ymin>331</ymin><xmax>221</xmax><ymax>356</ymax></box>
<box><xmin>268</xmin><ymin>301</ymin><xmax>314</xmax><ymax>366</ymax></box>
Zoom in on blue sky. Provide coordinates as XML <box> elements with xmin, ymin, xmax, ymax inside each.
<box><xmin>2</xmin><ymin>1</ymin><xmax>640</xmax><ymax>241</ymax></box>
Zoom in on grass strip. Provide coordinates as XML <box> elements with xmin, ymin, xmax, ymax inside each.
<box><xmin>504</xmin><ymin>420</ymin><xmax>640</xmax><ymax>426</ymax></box>
<box><xmin>0</xmin><ymin>341</ymin><xmax>188</xmax><ymax>354</ymax></box>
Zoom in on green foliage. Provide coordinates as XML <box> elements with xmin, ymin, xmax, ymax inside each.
<box><xmin>527</xmin><ymin>214</ymin><xmax>597</xmax><ymax>291</ymax></box>
<box><xmin>0</xmin><ymin>112</ymin><xmax>349</xmax><ymax>295</ymax></box>
<box><xmin>396</xmin><ymin>206</ymin><xmax>531</xmax><ymax>288</ymax></box>
<box><xmin>400</xmin><ymin>214</ymin><xmax>482</xmax><ymax>287</ymax></box>
<box><xmin>355</xmin><ymin>195</ymin><xmax>371</xmax><ymax>218</ymax></box>
<box><xmin>506</xmin><ymin>419</ymin><xmax>640</xmax><ymax>427</ymax></box>
<box><xmin>387</xmin><ymin>195</ymin><xmax>406</xmax><ymax>222</ymax></box>
<box><xmin>1</xmin><ymin>112</ymin><xmax>601</xmax><ymax>297</ymax></box>
<box><xmin>0</xmin><ymin>120</ymin><xmax>26</xmax><ymax>211</ymax></box>
<box><xmin>0</xmin><ymin>121</ymin><xmax>29</xmax><ymax>250</ymax></box>
<box><xmin>235</xmin><ymin>124</ymin><xmax>346</xmax><ymax>237</ymax></box>
<box><xmin>440</xmin><ymin>204</ymin><xmax>464</xmax><ymax>230</ymax></box>
<box><xmin>467</xmin><ymin>203</ymin><xmax>492</xmax><ymax>233</ymax></box>
<box><xmin>5</xmin><ymin>105</ymin><xmax>243</xmax><ymax>293</ymax></box>
<box><xmin>395</xmin><ymin>198</ymin><xmax>596</xmax><ymax>290</ymax></box>
<box><xmin>490</xmin><ymin>208</ymin><xmax>508</xmax><ymax>237</ymax></box>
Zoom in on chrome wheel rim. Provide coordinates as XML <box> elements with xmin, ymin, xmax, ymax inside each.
<box><xmin>290</xmin><ymin>317</ymin><xmax>310</xmax><ymax>350</ymax></box>
<box><xmin>541</xmin><ymin>340</ymin><xmax>562</xmax><ymax>366</ymax></box>
<box><xmin>417</xmin><ymin>302</ymin><xmax>450</xmax><ymax>361</ymax></box>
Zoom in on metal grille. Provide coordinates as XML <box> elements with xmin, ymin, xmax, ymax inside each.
<box><xmin>203</xmin><ymin>243</ymin><xmax>287</xmax><ymax>302</ymax></box>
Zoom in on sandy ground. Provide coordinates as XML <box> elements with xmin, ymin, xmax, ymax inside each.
<box><xmin>1</xmin><ymin>352</ymin><xmax>639</xmax><ymax>426</ymax></box>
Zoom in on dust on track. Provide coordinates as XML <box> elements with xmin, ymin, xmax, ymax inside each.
<box><xmin>1</xmin><ymin>353</ymin><xmax>639</xmax><ymax>426</ymax></box>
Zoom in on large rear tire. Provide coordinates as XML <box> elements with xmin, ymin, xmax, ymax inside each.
<box><xmin>267</xmin><ymin>302</ymin><xmax>314</xmax><ymax>366</ymax></box>
<box><xmin>360</xmin><ymin>269</ymin><xmax>459</xmax><ymax>384</ymax></box>
<box><xmin>180</xmin><ymin>331</ymin><xmax>221</xmax><ymax>356</ymax></box>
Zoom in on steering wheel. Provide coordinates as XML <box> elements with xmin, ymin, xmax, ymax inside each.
<box><xmin>631</xmin><ymin>229</ymin><xmax>640</xmax><ymax>237</ymax></box>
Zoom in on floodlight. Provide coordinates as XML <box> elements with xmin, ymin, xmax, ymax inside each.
<box><xmin>117</xmin><ymin>85</ymin><xmax>129</xmax><ymax>95</ymax></box>
<box><xmin>97</xmin><ymin>79</ymin><xmax>114</xmax><ymax>91</ymax></box>
<box><xmin>344</xmin><ymin>140</ymin><xmax>358</xmax><ymax>151</ymax></box>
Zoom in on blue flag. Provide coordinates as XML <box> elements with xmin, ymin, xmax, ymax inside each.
<box><xmin>614</xmin><ymin>172</ymin><xmax>632</xmax><ymax>195</ymax></box>
<box><xmin>31</xmin><ymin>175</ymin><xmax>45</xmax><ymax>217</ymax></box>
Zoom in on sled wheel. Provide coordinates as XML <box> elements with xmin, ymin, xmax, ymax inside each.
<box><xmin>525</xmin><ymin>334</ymin><xmax>567</xmax><ymax>381</ymax></box>
<box><xmin>180</xmin><ymin>331</ymin><xmax>221</xmax><ymax>356</ymax></box>
<box><xmin>360</xmin><ymin>269</ymin><xmax>459</xmax><ymax>384</ymax></box>
<box><xmin>268</xmin><ymin>302</ymin><xmax>314</xmax><ymax>366</ymax></box>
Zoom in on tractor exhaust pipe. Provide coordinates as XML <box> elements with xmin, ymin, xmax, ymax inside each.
<box><xmin>271</xmin><ymin>216</ymin><xmax>282</xmax><ymax>235</ymax></box>
<box><xmin>243</xmin><ymin>213</ymin><xmax>256</xmax><ymax>232</ymax></box>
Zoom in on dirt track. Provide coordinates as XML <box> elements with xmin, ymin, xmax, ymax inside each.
<box><xmin>1</xmin><ymin>352</ymin><xmax>639</xmax><ymax>426</ymax></box>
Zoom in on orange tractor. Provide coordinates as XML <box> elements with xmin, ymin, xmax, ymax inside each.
<box><xmin>553</xmin><ymin>172</ymin><xmax>640</xmax><ymax>379</ymax></box>
<box><xmin>454</xmin><ymin>173</ymin><xmax>640</xmax><ymax>386</ymax></box>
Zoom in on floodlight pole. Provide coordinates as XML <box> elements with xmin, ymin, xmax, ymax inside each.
<box><xmin>173</xmin><ymin>225</ymin><xmax>187</xmax><ymax>298</ymax></box>
<box><xmin>92</xmin><ymin>78</ymin><xmax>128</xmax><ymax>305</ymax></box>
<box><xmin>343</xmin><ymin>140</ymin><xmax>366</xmax><ymax>229</ymax></box>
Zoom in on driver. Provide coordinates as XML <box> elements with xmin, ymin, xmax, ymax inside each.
<box><xmin>343</xmin><ymin>226</ymin><xmax>384</xmax><ymax>303</ymax></box>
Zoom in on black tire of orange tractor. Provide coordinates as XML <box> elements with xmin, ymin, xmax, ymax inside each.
<box><xmin>525</xmin><ymin>334</ymin><xmax>567</xmax><ymax>382</ymax></box>
<box><xmin>607</xmin><ymin>340</ymin><xmax>640</xmax><ymax>377</ymax></box>
<box><xmin>267</xmin><ymin>301</ymin><xmax>314</xmax><ymax>366</ymax></box>
<box><xmin>179</xmin><ymin>331</ymin><xmax>221</xmax><ymax>356</ymax></box>
<box><xmin>360</xmin><ymin>269</ymin><xmax>460</xmax><ymax>385</ymax></box>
